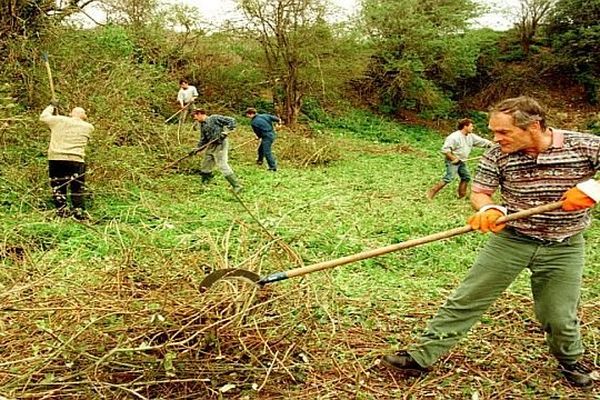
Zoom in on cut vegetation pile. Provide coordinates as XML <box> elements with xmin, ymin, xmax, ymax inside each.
<box><xmin>1</xmin><ymin>116</ymin><xmax>598</xmax><ymax>399</ymax></box>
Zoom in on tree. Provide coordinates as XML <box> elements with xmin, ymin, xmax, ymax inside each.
<box><xmin>513</xmin><ymin>0</ymin><xmax>556</xmax><ymax>55</ymax></box>
<box><xmin>361</xmin><ymin>0</ymin><xmax>484</xmax><ymax>117</ymax></box>
<box><xmin>100</xmin><ymin>0</ymin><xmax>161</xmax><ymax>32</ymax></box>
<box><xmin>546</xmin><ymin>0</ymin><xmax>600</xmax><ymax>104</ymax></box>
<box><xmin>0</xmin><ymin>0</ymin><xmax>96</xmax><ymax>57</ymax></box>
<box><xmin>236</xmin><ymin>0</ymin><xmax>357</xmax><ymax>125</ymax></box>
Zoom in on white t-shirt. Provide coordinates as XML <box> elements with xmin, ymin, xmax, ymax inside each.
<box><xmin>177</xmin><ymin>86</ymin><xmax>199</xmax><ymax>105</ymax></box>
<box><xmin>441</xmin><ymin>130</ymin><xmax>492</xmax><ymax>161</ymax></box>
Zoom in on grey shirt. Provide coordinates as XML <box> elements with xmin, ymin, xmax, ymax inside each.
<box><xmin>441</xmin><ymin>130</ymin><xmax>492</xmax><ymax>161</ymax></box>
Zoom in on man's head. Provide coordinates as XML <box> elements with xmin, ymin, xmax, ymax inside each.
<box><xmin>192</xmin><ymin>108</ymin><xmax>208</xmax><ymax>122</ymax></box>
<box><xmin>457</xmin><ymin>118</ymin><xmax>474</xmax><ymax>133</ymax></box>
<box><xmin>179</xmin><ymin>79</ymin><xmax>189</xmax><ymax>89</ymax></box>
<box><xmin>245</xmin><ymin>107</ymin><xmax>257</xmax><ymax>118</ymax></box>
<box><xmin>70</xmin><ymin>107</ymin><xmax>87</xmax><ymax>120</ymax></box>
<box><xmin>488</xmin><ymin>96</ymin><xmax>547</xmax><ymax>154</ymax></box>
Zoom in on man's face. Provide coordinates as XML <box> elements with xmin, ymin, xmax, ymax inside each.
<box><xmin>488</xmin><ymin>112</ymin><xmax>536</xmax><ymax>153</ymax></box>
<box><xmin>246</xmin><ymin>112</ymin><xmax>255</xmax><ymax>119</ymax></box>
<box><xmin>193</xmin><ymin>113</ymin><xmax>207</xmax><ymax>122</ymax></box>
<box><xmin>466</xmin><ymin>123</ymin><xmax>474</xmax><ymax>133</ymax></box>
<box><xmin>180</xmin><ymin>82</ymin><xmax>189</xmax><ymax>90</ymax></box>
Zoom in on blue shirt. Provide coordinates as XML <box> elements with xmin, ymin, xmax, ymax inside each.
<box><xmin>250</xmin><ymin>114</ymin><xmax>280</xmax><ymax>138</ymax></box>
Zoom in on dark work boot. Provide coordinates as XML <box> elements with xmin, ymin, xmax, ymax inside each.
<box><xmin>427</xmin><ymin>181</ymin><xmax>447</xmax><ymax>200</ymax></box>
<box><xmin>224</xmin><ymin>174</ymin><xmax>243</xmax><ymax>194</ymax></box>
<box><xmin>200</xmin><ymin>171</ymin><xmax>214</xmax><ymax>184</ymax></box>
<box><xmin>458</xmin><ymin>180</ymin><xmax>468</xmax><ymax>199</ymax></box>
<box><xmin>559</xmin><ymin>361</ymin><xmax>593</xmax><ymax>388</ymax></box>
<box><xmin>72</xmin><ymin>208</ymin><xmax>89</xmax><ymax>221</ymax></box>
<box><xmin>381</xmin><ymin>351</ymin><xmax>429</xmax><ymax>377</ymax></box>
<box><xmin>56</xmin><ymin>206</ymin><xmax>70</xmax><ymax>218</ymax></box>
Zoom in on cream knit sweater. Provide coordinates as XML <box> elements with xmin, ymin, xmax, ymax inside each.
<box><xmin>40</xmin><ymin>106</ymin><xmax>94</xmax><ymax>162</ymax></box>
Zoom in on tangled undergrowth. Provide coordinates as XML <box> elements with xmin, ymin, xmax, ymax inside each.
<box><xmin>1</xmin><ymin>113</ymin><xmax>599</xmax><ymax>399</ymax></box>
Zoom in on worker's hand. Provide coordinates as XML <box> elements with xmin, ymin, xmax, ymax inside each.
<box><xmin>468</xmin><ymin>205</ymin><xmax>507</xmax><ymax>233</ymax></box>
<box><xmin>451</xmin><ymin>158</ymin><xmax>461</xmax><ymax>165</ymax></box>
<box><xmin>50</xmin><ymin>98</ymin><xmax>59</xmax><ymax>107</ymax></box>
<box><xmin>188</xmin><ymin>148</ymin><xmax>199</xmax><ymax>156</ymax></box>
<box><xmin>561</xmin><ymin>183</ymin><xmax>599</xmax><ymax>211</ymax></box>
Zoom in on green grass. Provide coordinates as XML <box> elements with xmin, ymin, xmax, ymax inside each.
<box><xmin>0</xmin><ymin>112</ymin><xmax>598</xmax><ymax>398</ymax></box>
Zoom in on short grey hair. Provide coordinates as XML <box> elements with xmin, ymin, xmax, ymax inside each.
<box><xmin>71</xmin><ymin>107</ymin><xmax>87</xmax><ymax>119</ymax></box>
<box><xmin>490</xmin><ymin>96</ymin><xmax>546</xmax><ymax>130</ymax></box>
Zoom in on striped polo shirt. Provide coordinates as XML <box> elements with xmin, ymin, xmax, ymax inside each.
<box><xmin>473</xmin><ymin>129</ymin><xmax>600</xmax><ymax>241</ymax></box>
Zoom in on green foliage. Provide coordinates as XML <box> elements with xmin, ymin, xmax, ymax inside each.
<box><xmin>361</xmin><ymin>0</ymin><xmax>485</xmax><ymax>117</ymax></box>
<box><xmin>237</xmin><ymin>0</ymin><xmax>369</xmax><ymax>124</ymax></box>
<box><xmin>546</xmin><ymin>0</ymin><xmax>600</xmax><ymax>104</ymax></box>
<box><xmin>92</xmin><ymin>24</ymin><xmax>134</xmax><ymax>58</ymax></box>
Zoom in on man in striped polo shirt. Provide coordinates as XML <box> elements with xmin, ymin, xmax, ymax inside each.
<box><xmin>383</xmin><ymin>96</ymin><xmax>599</xmax><ymax>388</ymax></box>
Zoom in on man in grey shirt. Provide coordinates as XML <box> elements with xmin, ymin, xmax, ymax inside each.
<box><xmin>427</xmin><ymin>118</ymin><xmax>492</xmax><ymax>200</ymax></box>
<box><xmin>191</xmin><ymin>109</ymin><xmax>242</xmax><ymax>194</ymax></box>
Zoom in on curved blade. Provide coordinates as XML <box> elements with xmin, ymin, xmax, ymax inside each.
<box><xmin>199</xmin><ymin>268</ymin><xmax>260</xmax><ymax>292</ymax></box>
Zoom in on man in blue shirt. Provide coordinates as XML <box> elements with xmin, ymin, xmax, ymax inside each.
<box><xmin>245</xmin><ymin>107</ymin><xmax>280</xmax><ymax>171</ymax></box>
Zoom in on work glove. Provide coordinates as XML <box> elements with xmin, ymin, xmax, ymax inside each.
<box><xmin>468</xmin><ymin>205</ymin><xmax>507</xmax><ymax>233</ymax></box>
<box><xmin>561</xmin><ymin>180</ymin><xmax>600</xmax><ymax>211</ymax></box>
<box><xmin>50</xmin><ymin>98</ymin><xmax>59</xmax><ymax>107</ymax></box>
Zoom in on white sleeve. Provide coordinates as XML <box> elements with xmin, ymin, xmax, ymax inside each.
<box><xmin>472</xmin><ymin>134</ymin><xmax>493</xmax><ymax>148</ymax></box>
<box><xmin>192</xmin><ymin>86</ymin><xmax>199</xmax><ymax>97</ymax></box>
<box><xmin>177</xmin><ymin>90</ymin><xmax>184</xmax><ymax>103</ymax></box>
<box><xmin>577</xmin><ymin>179</ymin><xmax>600</xmax><ymax>202</ymax></box>
<box><xmin>441</xmin><ymin>135</ymin><xmax>456</xmax><ymax>153</ymax></box>
<box><xmin>40</xmin><ymin>106</ymin><xmax>58</xmax><ymax>125</ymax></box>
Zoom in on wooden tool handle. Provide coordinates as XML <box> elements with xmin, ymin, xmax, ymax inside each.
<box><xmin>281</xmin><ymin>201</ymin><xmax>564</xmax><ymax>281</ymax></box>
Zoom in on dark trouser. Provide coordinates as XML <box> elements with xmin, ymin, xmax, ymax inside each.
<box><xmin>408</xmin><ymin>228</ymin><xmax>585</xmax><ymax>367</ymax></box>
<box><xmin>258</xmin><ymin>134</ymin><xmax>277</xmax><ymax>171</ymax></box>
<box><xmin>48</xmin><ymin>160</ymin><xmax>86</xmax><ymax>210</ymax></box>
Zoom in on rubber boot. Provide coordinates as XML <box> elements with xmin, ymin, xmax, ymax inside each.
<box><xmin>458</xmin><ymin>180</ymin><xmax>468</xmax><ymax>199</ymax></box>
<box><xmin>427</xmin><ymin>181</ymin><xmax>446</xmax><ymax>200</ymax></box>
<box><xmin>200</xmin><ymin>171</ymin><xmax>213</xmax><ymax>184</ymax></box>
<box><xmin>224</xmin><ymin>174</ymin><xmax>243</xmax><ymax>194</ymax></box>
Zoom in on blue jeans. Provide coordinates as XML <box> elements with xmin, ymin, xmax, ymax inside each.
<box><xmin>258</xmin><ymin>134</ymin><xmax>277</xmax><ymax>171</ymax></box>
<box><xmin>442</xmin><ymin>159</ymin><xmax>470</xmax><ymax>183</ymax></box>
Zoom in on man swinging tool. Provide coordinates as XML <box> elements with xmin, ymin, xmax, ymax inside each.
<box><xmin>40</xmin><ymin>101</ymin><xmax>94</xmax><ymax>220</ymax></box>
<box><xmin>176</xmin><ymin>79</ymin><xmax>198</xmax><ymax>124</ymax></box>
<box><xmin>245</xmin><ymin>107</ymin><xmax>280</xmax><ymax>171</ymax></box>
<box><xmin>192</xmin><ymin>109</ymin><xmax>242</xmax><ymax>194</ymax></box>
<box><xmin>383</xmin><ymin>96</ymin><xmax>599</xmax><ymax>389</ymax></box>
<box><xmin>427</xmin><ymin>118</ymin><xmax>493</xmax><ymax>200</ymax></box>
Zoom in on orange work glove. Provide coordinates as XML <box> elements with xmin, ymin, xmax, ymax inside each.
<box><xmin>468</xmin><ymin>206</ymin><xmax>507</xmax><ymax>233</ymax></box>
<box><xmin>561</xmin><ymin>187</ymin><xmax>597</xmax><ymax>211</ymax></box>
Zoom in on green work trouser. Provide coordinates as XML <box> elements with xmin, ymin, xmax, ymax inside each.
<box><xmin>408</xmin><ymin>228</ymin><xmax>585</xmax><ymax>367</ymax></box>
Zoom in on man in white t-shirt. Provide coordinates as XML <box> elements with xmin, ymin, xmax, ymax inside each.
<box><xmin>177</xmin><ymin>79</ymin><xmax>199</xmax><ymax>126</ymax></box>
<box><xmin>427</xmin><ymin>118</ymin><xmax>493</xmax><ymax>200</ymax></box>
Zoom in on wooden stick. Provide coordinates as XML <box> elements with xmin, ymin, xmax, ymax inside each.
<box><xmin>42</xmin><ymin>52</ymin><xmax>56</xmax><ymax>101</ymax></box>
<box><xmin>164</xmin><ymin>102</ymin><xmax>192</xmax><ymax>124</ymax></box>
<box><xmin>258</xmin><ymin>201</ymin><xmax>563</xmax><ymax>284</ymax></box>
<box><xmin>162</xmin><ymin>138</ymin><xmax>219</xmax><ymax>171</ymax></box>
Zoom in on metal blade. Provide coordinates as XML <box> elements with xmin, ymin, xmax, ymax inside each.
<box><xmin>199</xmin><ymin>268</ymin><xmax>261</xmax><ymax>292</ymax></box>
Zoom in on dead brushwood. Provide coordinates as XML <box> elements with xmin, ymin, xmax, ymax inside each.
<box><xmin>275</xmin><ymin>128</ymin><xmax>341</xmax><ymax>167</ymax></box>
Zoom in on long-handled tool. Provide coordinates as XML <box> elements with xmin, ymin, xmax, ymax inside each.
<box><xmin>199</xmin><ymin>201</ymin><xmax>563</xmax><ymax>291</ymax></box>
<box><xmin>41</xmin><ymin>52</ymin><xmax>58</xmax><ymax>113</ymax></box>
<box><xmin>165</xmin><ymin>102</ymin><xmax>193</xmax><ymax>124</ymax></box>
<box><xmin>162</xmin><ymin>138</ymin><xmax>219</xmax><ymax>171</ymax></box>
